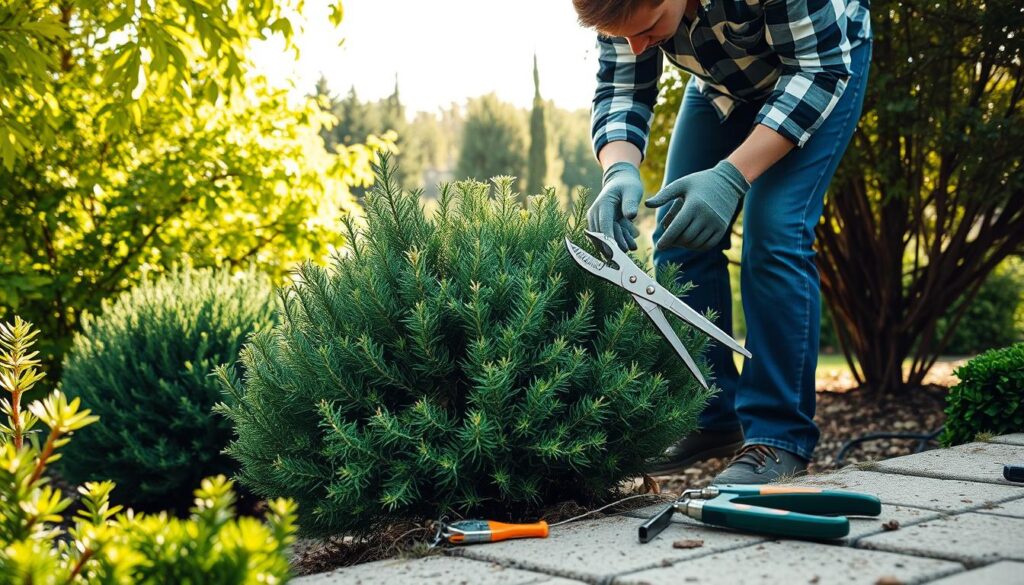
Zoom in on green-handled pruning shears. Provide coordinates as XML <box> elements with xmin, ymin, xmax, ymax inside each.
<box><xmin>565</xmin><ymin>230</ymin><xmax>751</xmax><ymax>389</ymax></box>
<box><xmin>639</xmin><ymin>484</ymin><xmax>882</xmax><ymax>542</ymax></box>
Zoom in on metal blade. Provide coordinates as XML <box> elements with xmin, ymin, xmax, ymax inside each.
<box><xmin>661</xmin><ymin>295</ymin><xmax>752</xmax><ymax>359</ymax></box>
<box><xmin>584</xmin><ymin>230</ymin><xmax>618</xmax><ymax>264</ymax></box>
<box><xmin>564</xmin><ymin>237</ymin><xmax>618</xmax><ymax>285</ymax></box>
<box><xmin>636</xmin><ymin>295</ymin><xmax>708</xmax><ymax>389</ymax></box>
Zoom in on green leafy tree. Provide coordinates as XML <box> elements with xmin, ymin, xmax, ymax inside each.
<box><xmin>528</xmin><ymin>55</ymin><xmax>549</xmax><ymax>194</ymax></box>
<box><xmin>59</xmin><ymin>268</ymin><xmax>276</xmax><ymax>513</ymax></box>
<box><xmin>326</xmin><ymin>86</ymin><xmax>380</xmax><ymax>148</ymax></box>
<box><xmin>457</xmin><ymin>94</ymin><xmax>528</xmax><ymax>190</ymax></box>
<box><xmin>380</xmin><ymin>75</ymin><xmax>407</xmax><ymax>138</ymax></box>
<box><xmin>216</xmin><ymin>155</ymin><xmax>711</xmax><ymax>537</ymax></box>
<box><xmin>935</xmin><ymin>257</ymin><xmax>1024</xmax><ymax>355</ymax></box>
<box><xmin>0</xmin><ymin>0</ymin><xmax>382</xmax><ymax>371</ymax></box>
<box><xmin>399</xmin><ymin>111</ymin><xmax>450</xmax><ymax>193</ymax></box>
<box><xmin>313</xmin><ymin>74</ymin><xmax>342</xmax><ymax>151</ymax></box>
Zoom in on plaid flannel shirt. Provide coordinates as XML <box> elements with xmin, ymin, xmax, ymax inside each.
<box><xmin>591</xmin><ymin>0</ymin><xmax>872</xmax><ymax>156</ymax></box>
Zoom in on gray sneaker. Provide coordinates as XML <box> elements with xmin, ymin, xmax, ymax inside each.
<box><xmin>644</xmin><ymin>428</ymin><xmax>745</xmax><ymax>476</ymax></box>
<box><xmin>711</xmin><ymin>444</ymin><xmax>809</xmax><ymax>485</ymax></box>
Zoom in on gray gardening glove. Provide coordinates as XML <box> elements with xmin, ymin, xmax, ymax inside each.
<box><xmin>645</xmin><ymin>160</ymin><xmax>750</xmax><ymax>252</ymax></box>
<box><xmin>587</xmin><ymin>161</ymin><xmax>643</xmax><ymax>252</ymax></box>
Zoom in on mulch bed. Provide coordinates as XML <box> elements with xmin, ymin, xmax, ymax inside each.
<box><xmin>289</xmin><ymin>359</ymin><xmax>960</xmax><ymax>575</ymax></box>
<box><xmin>655</xmin><ymin>379</ymin><xmax>952</xmax><ymax>495</ymax></box>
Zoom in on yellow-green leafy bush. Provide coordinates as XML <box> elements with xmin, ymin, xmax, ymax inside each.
<box><xmin>0</xmin><ymin>316</ymin><xmax>297</xmax><ymax>584</ymax></box>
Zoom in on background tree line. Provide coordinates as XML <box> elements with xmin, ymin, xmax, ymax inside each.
<box><xmin>310</xmin><ymin>56</ymin><xmax>603</xmax><ymax>205</ymax></box>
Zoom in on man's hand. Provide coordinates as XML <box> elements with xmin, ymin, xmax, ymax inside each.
<box><xmin>645</xmin><ymin>160</ymin><xmax>750</xmax><ymax>251</ymax></box>
<box><xmin>588</xmin><ymin>161</ymin><xmax>643</xmax><ymax>252</ymax></box>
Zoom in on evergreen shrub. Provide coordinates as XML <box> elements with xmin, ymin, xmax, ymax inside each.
<box><xmin>218</xmin><ymin>155</ymin><xmax>713</xmax><ymax>536</ymax></box>
<box><xmin>940</xmin><ymin>342</ymin><xmax>1024</xmax><ymax>446</ymax></box>
<box><xmin>0</xmin><ymin>316</ymin><xmax>296</xmax><ymax>584</ymax></box>
<box><xmin>59</xmin><ymin>267</ymin><xmax>275</xmax><ymax>511</ymax></box>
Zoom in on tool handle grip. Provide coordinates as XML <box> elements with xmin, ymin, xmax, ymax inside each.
<box><xmin>487</xmin><ymin>520</ymin><xmax>549</xmax><ymax>542</ymax></box>
<box><xmin>638</xmin><ymin>504</ymin><xmax>676</xmax><ymax>543</ymax></box>
<box><xmin>1005</xmin><ymin>464</ymin><xmax>1024</xmax><ymax>483</ymax></box>
<box><xmin>702</xmin><ymin>499</ymin><xmax>850</xmax><ymax>540</ymax></box>
<box><xmin>718</xmin><ymin>485</ymin><xmax>882</xmax><ymax>517</ymax></box>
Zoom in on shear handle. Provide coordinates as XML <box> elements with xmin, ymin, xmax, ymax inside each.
<box><xmin>638</xmin><ymin>504</ymin><xmax>676</xmax><ymax>543</ymax></box>
<box><xmin>701</xmin><ymin>498</ymin><xmax>851</xmax><ymax>540</ymax></box>
<box><xmin>715</xmin><ymin>485</ymin><xmax>882</xmax><ymax>517</ymax></box>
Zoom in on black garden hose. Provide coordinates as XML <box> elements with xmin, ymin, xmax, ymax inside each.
<box><xmin>834</xmin><ymin>426</ymin><xmax>944</xmax><ymax>469</ymax></box>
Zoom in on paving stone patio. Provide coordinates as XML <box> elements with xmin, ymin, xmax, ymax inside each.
<box><xmin>294</xmin><ymin>435</ymin><xmax>1024</xmax><ymax>585</ymax></box>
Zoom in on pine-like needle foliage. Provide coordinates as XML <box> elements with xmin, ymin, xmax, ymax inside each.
<box><xmin>217</xmin><ymin>154</ymin><xmax>715</xmax><ymax>537</ymax></box>
<box><xmin>60</xmin><ymin>267</ymin><xmax>275</xmax><ymax>512</ymax></box>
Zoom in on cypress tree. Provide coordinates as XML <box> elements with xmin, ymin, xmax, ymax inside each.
<box><xmin>217</xmin><ymin>155</ymin><xmax>712</xmax><ymax>537</ymax></box>
<box><xmin>527</xmin><ymin>54</ymin><xmax>548</xmax><ymax>195</ymax></box>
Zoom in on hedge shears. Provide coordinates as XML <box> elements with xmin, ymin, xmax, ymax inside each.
<box><xmin>565</xmin><ymin>230</ymin><xmax>751</xmax><ymax>389</ymax></box>
<box><xmin>639</xmin><ymin>484</ymin><xmax>882</xmax><ymax>542</ymax></box>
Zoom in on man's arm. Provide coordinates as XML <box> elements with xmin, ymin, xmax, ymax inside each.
<box><xmin>724</xmin><ymin>0</ymin><xmax>854</xmax><ymax>183</ymax></box>
<box><xmin>741</xmin><ymin>0</ymin><xmax>854</xmax><ymax>177</ymax></box>
<box><xmin>598</xmin><ymin>140</ymin><xmax>643</xmax><ymax>171</ymax></box>
<box><xmin>587</xmin><ymin>35</ymin><xmax>661</xmax><ymax>250</ymax></box>
<box><xmin>725</xmin><ymin>124</ymin><xmax>794</xmax><ymax>183</ymax></box>
<box><xmin>591</xmin><ymin>35</ymin><xmax>662</xmax><ymax>170</ymax></box>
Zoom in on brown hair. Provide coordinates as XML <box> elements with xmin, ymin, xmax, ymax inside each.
<box><xmin>572</xmin><ymin>0</ymin><xmax>665</xmax><ymax>32</ymax></box>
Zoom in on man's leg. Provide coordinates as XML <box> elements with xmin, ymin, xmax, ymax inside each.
<box><xmin>718</xmin><ymin>40</ymin><xmax>873</xmax><ymax>482</ymax></box>
<box><xmin>646</xmin><ymin>78</ymin><xmax>757</xmax><ymax>474</ymax></box>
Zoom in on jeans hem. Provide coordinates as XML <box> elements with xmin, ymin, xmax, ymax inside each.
<box><xmin>698</xmin><ymin>423</ymin><xmax>743</xmax><ymax>434</ymax></box>
<box><xmin>743</xmin><ymin>437</ymin><xmax>814</xmax><ymax>462</ymax></box>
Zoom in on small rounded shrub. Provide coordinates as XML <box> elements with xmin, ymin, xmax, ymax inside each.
<box><xmin>218</xmin><ymin>156</ymin><xmax>713</xmax><ymax>537</ymax></box>
<box><xmin>940</xmin><ymin>342</ymin><xmax>1024</xmax><ymax>446</ymax></box>
<box><xmin>59</xmin><ymin>267</ymin><xmax>275</xmax><ymax>511</ymax></box>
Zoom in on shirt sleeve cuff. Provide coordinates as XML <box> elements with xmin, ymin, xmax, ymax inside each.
<box><xmin>754</xmin><ymin>73</ymin><xmax>849</xmax><ymax>148</ymax></box>
<box><xmin>592</xmin><ymin>125</ymin><xmax>650</xmax><ymax>162</ymax></box>
<box><xmin>754</xmin><ymin>107</ymin><xmax>811</xmax><ymax>148</ymax></box>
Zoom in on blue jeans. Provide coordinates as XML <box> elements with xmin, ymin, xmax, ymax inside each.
<box><xmin>652</xmin><ymin>41</ymin><xmax>872</xmax><ymax>461</ymax></box>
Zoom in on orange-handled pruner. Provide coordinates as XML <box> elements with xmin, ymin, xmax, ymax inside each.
<box><xmin>431</xmin><ymin>518</ymin><xmax>549</xmax><ymax>546</ymax></box>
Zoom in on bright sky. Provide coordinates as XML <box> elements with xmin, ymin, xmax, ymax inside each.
<box><xmin>250</xmin><ymin>1</ymin><xmax>602</xmax><ymax>117</ymax></box>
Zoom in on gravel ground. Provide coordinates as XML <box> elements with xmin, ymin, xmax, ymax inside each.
<box><xmin>654</xmin><ymin>364</ymin><xmax>956</xmax><ymax>494</ymax></box>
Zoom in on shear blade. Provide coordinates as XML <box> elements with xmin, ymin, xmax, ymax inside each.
<box><xmin>636</xmin><ymin>296</ymin><xmax>708</xmax><ymax>389</ymax></box>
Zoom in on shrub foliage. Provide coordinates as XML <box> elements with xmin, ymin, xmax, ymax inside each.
<box><xmin>935</xmin><ymin>258</ymin><xmax>1024</xmax><ymax>355</ymax></box>
<box><xmin>0</xmin><ymin>316</ymin><xmax>296</xmax><ymax>584</ymax></box>
<box><xmin>59</xmin><ymin>267</ymin><xmax>275</xmax><ymax>512</ymax></box>
<box><xmin>940</xmin><ymin>342</ymin><xmax>1024</xmax><ymax>446</ymax></box>
<box><xmin>218</xmin><ymin>155</ymin><xmax>714</xmax><ymax>536</ymax></box>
